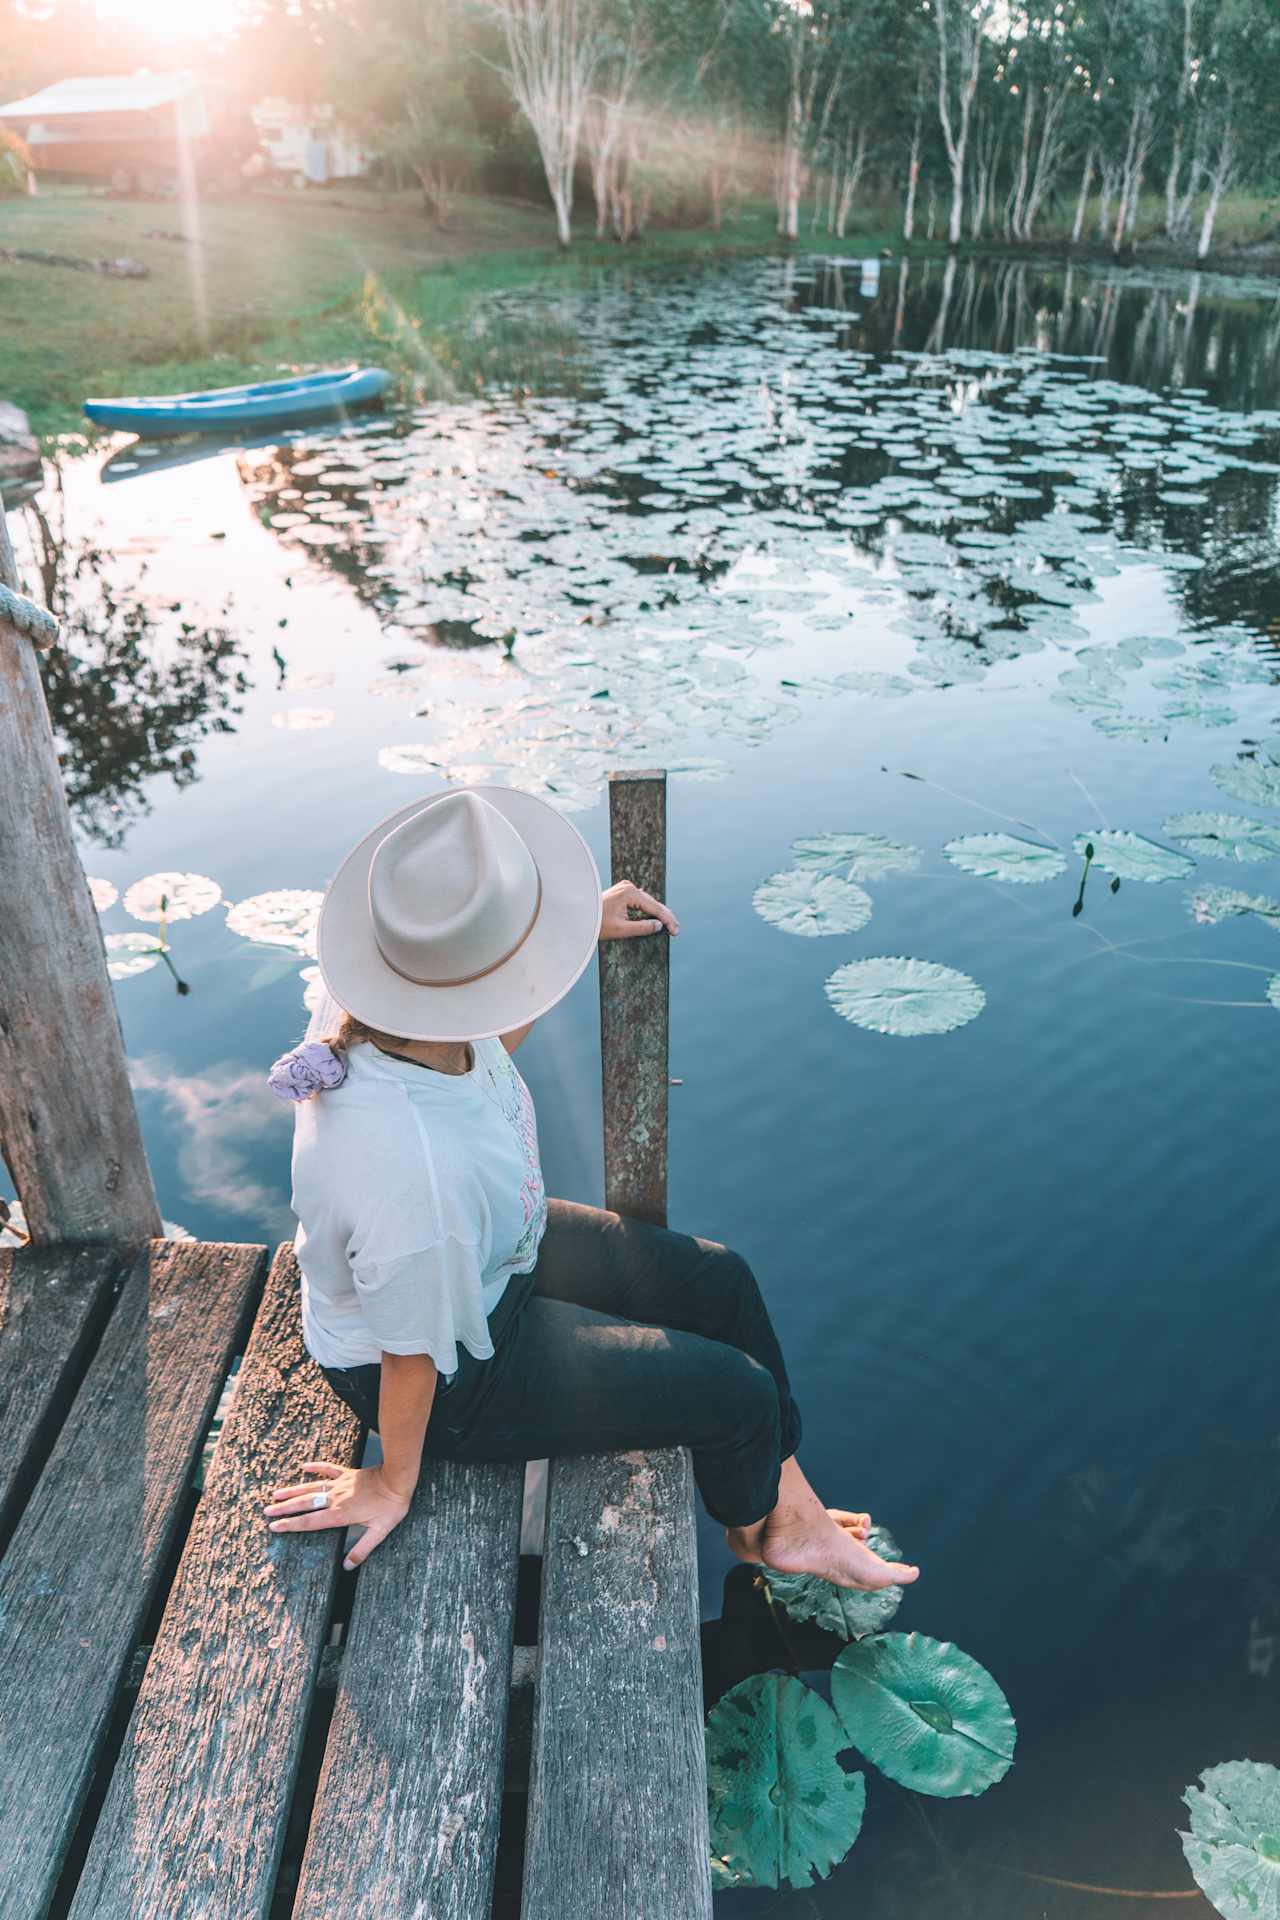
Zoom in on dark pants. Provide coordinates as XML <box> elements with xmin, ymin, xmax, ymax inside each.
<box><xmin>317</xmin><ymin>1197</ymin><xmax>803</xmax><ymax>1528</ymax></box>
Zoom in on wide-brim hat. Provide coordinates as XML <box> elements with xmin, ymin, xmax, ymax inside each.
<box><xmin>316</xmin><ymin>785</ymin><xmax>602</xmax><ymax>1042</ymax></box>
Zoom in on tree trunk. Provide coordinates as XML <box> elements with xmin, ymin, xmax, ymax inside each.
<box><xmin>1070</xmin><ymin>145</ymin><xmax>1094</xmax><ymax>244</ymax></box>
<box><xmin>902</xmin><ymin>120</ymin><xmax>921</xmax><ymax>240</ymax></box>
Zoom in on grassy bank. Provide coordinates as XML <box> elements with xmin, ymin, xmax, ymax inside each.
<box><xmin>0</xmin><ymin>186</ymin><xmax>897</xmax><ymax>440</ymax></box>
<box><xmin>4</xmin><ymin>180</ymin><xmax>1276</xmax><ymax>442</ymax></box>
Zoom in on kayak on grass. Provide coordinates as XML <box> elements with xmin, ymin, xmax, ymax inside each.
<box><xmin>82</xmin><ymin>367</ymin><xmax>393</xmax><ymax>435</ymax></box>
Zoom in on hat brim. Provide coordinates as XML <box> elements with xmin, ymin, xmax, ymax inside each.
<box><xmin>315</xmin><ymin>785</ymin><xmax>603</xmax><ymax>1042</ymax></box>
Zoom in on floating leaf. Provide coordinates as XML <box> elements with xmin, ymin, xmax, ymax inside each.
<box><xmin>124</xmin><ymin>872</ymin><xmax>223</xmax><ymax>923</ymax></box>
<box><xmin>1188</xmin><ymin>886</ymin><xmax>1280</xmax><ymax>929</ymax></box>
<box><xmin>1070</xmin><ymin>829</ymin><xmax>1194</xmax><ymax>883</ymax></box>
<box><xmin>225</xmin><ymin>890</ymin><xmax>322</xmax><ymax>957</ymax></box>
<box><xmin>1269</xmin><ymin>977</ymin><xmax>1280</xmax><ymax>1012</ymax></box>
<box><xmin>705</xmin><ymin>1673</ymin><xmax>866</xmax><ymax>1891</ymax></box>
<box><xmin>1212</xmin><ymin>757</ymin><xmax>1280</xmax><ymax>811</ymax></box>
<box><xmin>831</xmin><ymin>1632</ymin><xmax>1016</xmax><ymax>1799</ymax></box>
<box><xmin>753</xmin><ymin>869</ymin><xmax>873</xmax><ymax>938</ymax></box>
<box><xmin>104</xmin><ymin>932</ymin><xmax>167</xmax><ymax>980</ymax></box>
<box><xmin>86</xmin><ymin>876</ymin><xmax>118</xmax><ymax>912</ymax></box>
<box><xmin>1163</xmin><ymin>813</ymin><xmax>1280</xmax><ymax>863</ymax></box>
<box><xmin>792</xmin><ymin>832</ymin><xmax>922</xmax><ymax>882</ymax></box>
<box><xmin>760</xmin><ymin>1526</ymin><xmax>906</xmax><ymax>1639</ymax></box>
<box><xmin>824</xmin><ymin>957</ymin><xmax>985</xmax><ymax>1036</ymax></box>
<box><xmin>1180</xmin><ymin>1760</ymin><xmax>1280</xmax><ymax>1920</ymax></box>
<box><xmin>944</xmin><ymin>833</ymin><xmax>1066</xmax><ymax>884</ymax></box>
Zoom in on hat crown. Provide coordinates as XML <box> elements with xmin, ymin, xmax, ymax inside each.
<box><xmin>368</xmin><ymin>791</ymin><xmax>541</xmax><ymax>988</ymax></box>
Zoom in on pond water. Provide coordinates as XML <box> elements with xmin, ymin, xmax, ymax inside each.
<box><xmin>8</xmin><ymin>251</ymin><xmax>1280</xmax><ymax>1914</ymax></box>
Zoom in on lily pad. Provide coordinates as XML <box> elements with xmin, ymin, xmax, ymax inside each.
<box><xmin>1180</xmin><ymin>1760</ymin><xmax>1280</xmax><ymax>1920</ymax></box>
<box><xmin>87</xmin><ymin>877</ymin><xmax>118</xmax><ymax>912</ymax></box>
<box><xmin>753</xmin><ymin>869</ymin><xmax>873</xmax><ymax>938</ymax></box>
<box><xmin>1188</xmin><ymin>886</ymin><xmax>1280</xmax><ymax>928</ymax></box>
<box><xmin>1163</xmin><ymin>813</ymin><xmax>1280</xmax><ymax>863</ymax></box>
<box><xmin>792</xmin><ymin>832</ymin><xmax>922</xmax><ymax>882</ymax></box>
<box><xmin>824</xmin><ymin>957</ymin><xmax>985</xmax><ymax>1036</ymax></box>
<box><xmin>225</xmin><ymin>889</ymin><xmax>323</xmax><ymax>957</ymax></box>
<box><xmin>104</xmin><ymin>931</ymin><xmax>167</xmax><ymax>980</ymax></box>
<box><xmin>124</xmin><ymin>872</ymin><xmax>223</xmax><ymax>923</ymax></box>
<box><xmin>944</xmin><ymin>833</ymin><xmax>1066</xmax><ymax>884</ymax></box>
<box><xmin>831</xmin><ymin>1631</ymin><xmax>1016</xmax><ymax>1798</ymax></box>
<box><xmin>760</xmin><ymin>1526</ymin><xmax>906</xmax><ymax>1639</ymax></box>
<box><xmin>705</xmin><ymin>1673</ymin><xmax>866</xmax><ymax>1891</ymax></box>
<box><xmin>1269</xmin><ymin>977</ymin><xmax>1280</xmax><ymax>1012</ymax></box>
<box><xmin>1070</xmin><ymin>830</ymin><xmax>1194</xmax><ymax>883</ymax></box>
<box><xmin>1212</xmin><ymin>757</ymin><xmax>1280</xmax><ymax>811</ymax></box>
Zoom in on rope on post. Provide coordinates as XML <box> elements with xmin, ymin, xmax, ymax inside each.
<box><xmin>0</xmin><ymin>580</ymin><xmax>58</xmax><ymax>650</ymax></box>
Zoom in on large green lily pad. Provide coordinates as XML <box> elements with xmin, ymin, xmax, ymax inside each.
<box><xmin>944</xmin><ymin>833</ymin><xmax>1067</xmax><ymax>883</ymax></box>
<box><xmin>792</xmin><ymin>832</ymin><xmax>923</xmax><ymax>882</ymax></box>
<box><xmin>825</xmin><ymin>957</ymin><xmax>985</xmax><ymax>1036</ymax></box>
<box><xmin>759</xmin><ymin>1525</ymin><xmax>906</xmax><ymax>1639</ymax></box>
<box><xmin>753</xmin><ymin>868</ymin><xmax>873</xmax><ymax>937</ymax></box>
<box><xmin>1180</xmin><ymin>1760</ymin><xmax>1280</xmax><ymax>1919</ymax></box>
<box><xmin>831</xmin><ymin>1631</ymin><xmax>1016</xmax><ymax>1798</ymax></box>
<box><xmin>705</xmin><ymin>1673</ymin><xmax>866</xmax><ymax>1890</ymax></box>
<box><xmin>1071</xmin><ymin>829</ymin><xmax>1195</xmax><ymax>883</ymax></box>
<box><xmin>1163</xmin><ymin>813</ymin><xmax>1280</xmax><ymax>863</ymax></box>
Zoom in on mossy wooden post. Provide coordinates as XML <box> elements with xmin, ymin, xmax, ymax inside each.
<box><xmin>0</xmin><ymin>491</ymin><xmax>160</xmax><ymax>1245</ymax></box>
<box><xmin>600</xmin><ymin>767</ymin><xmax>669</xmax><ymax>1222</ymax></box>
<box><xmin>522</xmin><ymin>768</ymin><xmax>714</xmax><ymax>1920</ymax></box>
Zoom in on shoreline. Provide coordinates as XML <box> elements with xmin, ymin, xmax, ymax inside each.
<box><xmin>4</xmin><ymin>186</ymin><xmax>1279</xmax><ymax>446</ymax></box>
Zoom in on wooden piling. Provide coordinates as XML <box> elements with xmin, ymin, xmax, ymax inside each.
<box><xmin>598</xmin><ymin>768</ymin><xmax>669</xmax><ymax>1226</ymax></box>
<box><xmin>0</xmin><ymin>489</ymin><xmax>160</xmax><ymax>1245</ymax></box>
<box><xmin>521</xmin><ymin>768</ymin><xmax>714</xmax><ymax>1920</ymax></box>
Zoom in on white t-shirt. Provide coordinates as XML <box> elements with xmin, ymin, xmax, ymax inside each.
<box><xmin>290</xmin><ymin>1036</ymin><xmax>547</xmax><ymax>1376</ymax></box>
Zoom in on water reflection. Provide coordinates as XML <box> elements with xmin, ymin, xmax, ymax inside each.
<box><xmin>22</xmin><ymin>491</ymin><xmax>248</xmax><ymax>849</ymax></box>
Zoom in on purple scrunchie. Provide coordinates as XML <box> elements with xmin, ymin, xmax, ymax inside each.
<box><xmin>267</xmin><ymin>1040</ymin><xmax>348</xmax><ymax>1103</ymax></box>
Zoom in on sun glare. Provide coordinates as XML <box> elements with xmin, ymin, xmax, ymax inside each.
<box><xmin>93</xmin><ymin>0</ymin><xmax>246</xmax><ymax>38</ymax></box>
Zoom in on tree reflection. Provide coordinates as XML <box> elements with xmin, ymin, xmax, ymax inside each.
<box><xmin>22</xmin><ymin>495</ymin><xmax>249</xmax><ymax>850</ymax></box>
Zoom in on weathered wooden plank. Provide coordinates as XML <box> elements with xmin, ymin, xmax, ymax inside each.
<box><xmin>0</xmin><ymin>490</ymin><xmax>161</xmax><ymax>1246</ymax></box>
<box><xmin>0</xmin><ymin>1239</ymin><xmax>265</xmax><ymax>1918</ymax></box>
<box><xmin>67</xmin><ymin>1244</ymin><xmax>361</xmax><ymax>1920</ymax></box>
<box><xmin>293</xmin><ymin>1456</ymin><xmax>525</xmax><ymax>1919</ymax></box>
<box><xmin>521</xmin><ymin>1447</ymin><xmax>712</xmax><ymax>1919</ymax></box>
<box><xmin>522</xmin><ymin>768</ymin><xmax>713</xmax><ymax>1920</ymax></box>
<box><xmin>598</xmin><ymin>768</ymin><xmax>669</xmax><ymax>1227</ymax></box>
<box><xmin>0</xmin><ymin>1242</ymin><xmax>124</xmax><ymax>1552</ymax></box>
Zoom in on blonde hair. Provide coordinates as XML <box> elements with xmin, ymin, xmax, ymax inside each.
<box><xmin>320</xmin><ymin>1011</ymin><xmax>412</xmax><ymax>1056</ymax></box>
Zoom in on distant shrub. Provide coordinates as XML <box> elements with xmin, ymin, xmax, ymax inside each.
<box><xmin>0</xmin><ymin>130</ymin><xmax>32</xmax><ymax>198</ymax></box>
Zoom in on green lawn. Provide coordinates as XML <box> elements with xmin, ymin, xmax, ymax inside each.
<box><xmin>7</xmin><ymin>178</ymin><xmax>1273</xmax><ymax>444</ymax></box>
<box><xmin>0</xmin><ymin>186</ymin><xmax>900</xmax><ymax>439</ymax></box>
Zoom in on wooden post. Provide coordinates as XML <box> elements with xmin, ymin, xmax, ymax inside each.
<box><xmin>598</xmin><ymin>768</ymin><xmax>669</xmax><ymax>1225</ymax></box>
<box><xmin>520</xmin><ymin>767</ymin><xmax>713</xmax><ymax>1920</ymax></box>
<box><xmin>0</xmin><ymin>490</ymin><xmax>161</xmax><ymax>1246</ymax></box>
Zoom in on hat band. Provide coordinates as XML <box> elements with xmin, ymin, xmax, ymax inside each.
<box><xmin>376</xmin><ymin>864</ymin><xmax>543</xmax><ymax>989</ymax></box>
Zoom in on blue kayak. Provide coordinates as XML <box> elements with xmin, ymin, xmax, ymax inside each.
<box><xmin>83</xmin><ymin>366</ymin><xmax>393</xmax><ymax>435</ymax></box>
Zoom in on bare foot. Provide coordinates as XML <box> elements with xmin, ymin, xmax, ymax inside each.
<box><xmin>759</xmin><ymin>1506</ymin><xmax>919</xmax><ymax>1591</ymax></box>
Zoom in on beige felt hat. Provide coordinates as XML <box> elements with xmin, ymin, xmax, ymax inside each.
<box><xmin>316</xmin><ymin>786</ymin><xmax>603</xmax><ymax>1042</ymax></box>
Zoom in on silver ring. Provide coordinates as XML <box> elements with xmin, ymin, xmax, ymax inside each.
<box><xmin>311</xmin><ymin>1491</ymin><xmax>329</xmax><ymax>1511</ymax></box>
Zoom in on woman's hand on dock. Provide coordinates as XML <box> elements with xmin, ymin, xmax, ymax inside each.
<box><xmin>600</xmin><ymin>879</ymin><xmax>679</xmax><ymax>941</ymax></box>
<box><xmin>264</xmin><ymin>1460</ymin><xmax>411</xmax><ymax>1570</ymax></box>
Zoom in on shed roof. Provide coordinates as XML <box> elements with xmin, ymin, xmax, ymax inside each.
<box><xmin>0</xmin><ymin>71</ymin><xmax>200</xmax><ymax>121</ymax></box>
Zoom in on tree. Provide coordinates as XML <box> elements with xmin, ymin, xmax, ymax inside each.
<box><xmin>487</xmin><ymin>0</ymin><xmax>611</xmax><ymax>245</ymax></box>
<box><xmin>932</xmin><ymin>0</ymin><xmax>998</xmax><ymax>245</ymax></box>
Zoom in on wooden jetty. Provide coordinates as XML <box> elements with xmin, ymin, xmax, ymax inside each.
<box><xmin>0</xmin><ymin>491</ymin><xmax>714</xmax><ymax>1919</ymax></box>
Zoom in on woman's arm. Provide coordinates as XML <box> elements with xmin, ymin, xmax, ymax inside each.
<box><xmin>262</xmin><ymin>1351</ymin><xmax>438</xmax><ymax>1567</ymax></box>
<box><xmin>500</xmin><ymin>882</ymin><xmax>679</xmax><ymax>1055</ymax></box>
<box><xmin>377</xmin><ymin>1350</ymin><xmax>438</xmax><ymax>1496</ymax></box>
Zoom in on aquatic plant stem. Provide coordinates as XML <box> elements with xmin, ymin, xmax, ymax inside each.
<box><xmin>881</xmin><ymin>765</ymin><xmax>1059</xmax><ymax>848</ymax></box>
<box><xmin>989</xmin><ymin>1864</ymin><xmax>1199</xmax><ymax>1898</ymax></box>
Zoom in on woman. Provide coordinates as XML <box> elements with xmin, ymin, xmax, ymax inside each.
<box><xmin>264</xmin><ymin>785</ymin><xmax>919</xmax><ymax>1593</ymax></box>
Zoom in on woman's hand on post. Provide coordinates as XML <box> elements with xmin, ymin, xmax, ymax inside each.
<box><xmin>600</xmin><ymin>879</ymin><xmax>679</xmax><ymax>941</ymax></box>
<box><xmin>263</xmin><ymin>1460</ymin><xmax>411</xmax><ymax>1570</ymax></box>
